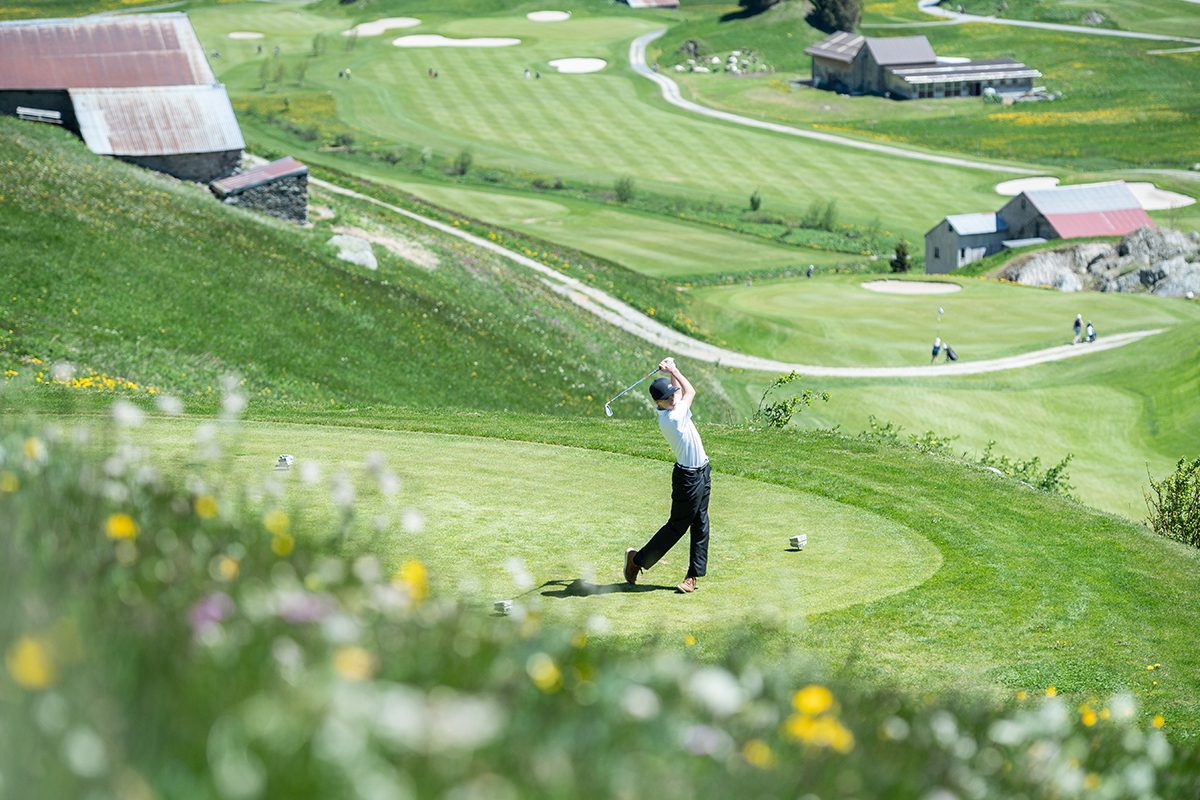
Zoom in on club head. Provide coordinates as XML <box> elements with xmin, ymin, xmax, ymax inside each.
<box><xmin>604</xmin><ymin>404</ymin><xmax>613</xmax><ymax>417</ymax></box>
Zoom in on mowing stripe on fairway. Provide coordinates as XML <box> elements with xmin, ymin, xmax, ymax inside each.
<box><xmin>311</xmin><ymin>174</ymin><xmax>1163</xmax><ymax>377</ymax></box>
<box><xmin>915</xmin><ymin>0</ymin><xmax>1200</xmax><ymax>42</ymax></box>
<box><xmin>629</xmin><ymin>31</ymin><xmax>1040</xmax><ymax>175</ymax></box>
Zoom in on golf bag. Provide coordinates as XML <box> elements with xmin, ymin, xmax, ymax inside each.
<box><xmin>945</xmin><ymin>345</ymin><xmax>958</xmax><ymax>362</ymax></box>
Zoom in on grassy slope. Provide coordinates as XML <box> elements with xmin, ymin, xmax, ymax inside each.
<box><xmin>0</xmin><ymin>117</ymin><xmax>742</xmax><ymax>420</ymax></box>
<box><xmin>187</xmin><ymin>1</ymin><xmax>1021</xmax><ymax>243</ymax></box>
<box><xmin>661</xmin><ymin>2</ymin><xmax>1200</xmax><ymax>174</ymax></box>
<box><xmin>58</xmin><ymin>403</ymin><xmax>1192</xmax><ymax>735</ymax></box>
<box><xmin>954</xmin><ymin>0</ymin><xmax>1200</xmax><ymax>39</ymax></box>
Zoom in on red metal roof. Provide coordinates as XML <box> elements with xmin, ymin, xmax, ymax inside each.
<box><xmin>70</xmin><ymin>85</ymin><xmax>243</xmax><ymax>156</ymax></box>
<box><xmin>210</xmin><ymin>157</ymin><xmax>308</xmax><ymax>195</ymax></box>
<box><xmin>1044</xmin><ymin>209</ymin><xmax>1153</xmax><ymax>239</ymax></box>
<box><xmin>0</xmin><ymin>14</ymin><xmax>214</xmax><ymax>90</ymax></box>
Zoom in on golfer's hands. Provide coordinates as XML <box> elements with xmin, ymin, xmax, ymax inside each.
<box><xmin>659</xmin><ymin>357</ymin><xmax>677</xmax><ymax>373</ymax></box>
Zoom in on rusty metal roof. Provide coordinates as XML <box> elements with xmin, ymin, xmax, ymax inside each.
<box><xmin>0</xmin><ymin>14</ymin><xmax>214</xmax><ymax>90</ymax></box>
<box><xmin>210</xmin><ymin>157</ymin><xmax>308</xmax><ymax>196</ymax></box>
<box><xmin>70</xmin><ymin>85</ymin><xmax>243</xmax><ymax>156</ymax></box>
<box><xmin>804</xmin><ymin>31</ymin><xmax>866</xmax><ymax>64</ymax></box>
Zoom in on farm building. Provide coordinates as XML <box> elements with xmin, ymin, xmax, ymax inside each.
<box><xmin>0</xmin><ymin>14</ymin><xmax>243</xmax><ymax>182</ymax></box>
<box><xmin>804</xmin><ymin>31</ymin><xmax>1040</xmax><ymax>99</ymax></box>
<box><xmin>211</xmin><ymin>157</ymin><xmax>310</xmax><ymax>224</ymax></box>
<box><xmin>925</xmin><ymin>182</ymin><xmax>1153</xmax><ymax>273</ymax></box>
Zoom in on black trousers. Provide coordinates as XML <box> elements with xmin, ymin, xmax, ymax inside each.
<box><xmin>635</xmin><ymin>462</ymin><xmax>711</xmax><ymax>578</ymax></box>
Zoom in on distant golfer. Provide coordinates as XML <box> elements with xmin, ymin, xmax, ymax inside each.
<box><xmin>624</xmin><ymin>357</ymin><xmax>710</xmax><ymax>594</ymax></box>
<box><xmin>1073</xmin><ymin>313</ymin><xmax>1083</xmax><ymax>344</ymax></box>
<box><xmin>930</xmin><ymin>336</ymin><xmax>942</xmax><ymax>363</ymax></box>
<box><xmin>1086</xmin><ymin>320</ymin><xmax>1096</xmax><ymax>343</ymax></box>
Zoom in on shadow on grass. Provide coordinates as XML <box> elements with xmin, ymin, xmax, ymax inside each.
<box><xmin>540</xmin><ymin>578</ymin><xmax>676</xmax><ymax>598</ymax></box>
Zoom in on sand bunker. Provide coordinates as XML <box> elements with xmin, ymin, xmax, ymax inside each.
<box><xmin>861</xmin><ymin>280</ymin><xmax>962</xmax><ymax>295</ymax></box>
<box><xmin>548</xmin><ymin>57</ymin><xmax>607</xmax><ymax>74</ymax></box>
<box><xmin>228</xmin><ymin>31</ymin><xmax>264</xmax><ymax>39</ymax></box>
<box><xmin>392</xmin><ymin>34</ymin><xmax>520</xmax><ymax>48</ymax></box>
<box><xmin>343</xmin><ymin>18</ymin><xmax>421</xmax><ymax>37</ymax></box>
<box><xmin>994</xmin><ymin>176</ymin><xmax>1060</xmax><ymax>196</ymax></box>
<box><xmin>527</xmin><ymin>10</ymin><xmax>571</xmax><ymax>22</ymax></box>
<box><xmin>1127</xmin><ymin>182</ymin><xmax>1196</xmax><ymax>210</ymax></box>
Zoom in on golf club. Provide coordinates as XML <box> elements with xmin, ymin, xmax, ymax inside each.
<box><xmin>604</xmin><ymin>366</ymin><xmax>661</xmax><ymax>416</ymax></box>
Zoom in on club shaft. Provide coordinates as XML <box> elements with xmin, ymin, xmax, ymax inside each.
<box><xmin>606</xmin><ymin>367</ymin><xmax>659</xmax><ymax>406</ymax></box>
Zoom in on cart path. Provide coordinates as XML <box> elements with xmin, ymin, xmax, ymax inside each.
<box><xmin>628</xmin><ymin>31</ymin><xmax>1039</xmax><ymax>175</ymax></box>
<box><xmin>310</xmin><ymin>175</ymin><xmax>1163</xmax><ymax>378</ymax></box>
<box><xmin>915</xmin><ymin>0</ymin><xmax>1200</xmax><ymax>43</ymax></box>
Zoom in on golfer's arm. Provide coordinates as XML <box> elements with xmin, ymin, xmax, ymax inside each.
<box><xmin>671</xmin><ymin>367</ymin><xmax>696</xmax><ymax>406</ymax></box>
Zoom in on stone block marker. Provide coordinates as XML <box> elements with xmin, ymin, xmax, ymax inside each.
<box><xmin>210</xmin><ymin>156</ymin><xmax>309</xmax><ymax>224</ymax></box>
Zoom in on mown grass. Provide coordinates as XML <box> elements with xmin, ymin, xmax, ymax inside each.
<box><xmin>665</xmin><ymin>4</ymin><xmax>1200</xmax><ymax>173</ymax></box>
<box><xmin>954</xmin><ymin>0</ymin><xmax>1200</xmax><ymax>39</ymax></box>
<box><xmin>3</xmin><ymin>411</ymin><xmax>1198</xmax><ymax>797</ymax></box>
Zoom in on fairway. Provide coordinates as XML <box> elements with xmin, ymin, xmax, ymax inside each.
<box><xmin>127</xmin><ymin>418</ymin><xmax>942</xmax><ymax>633</ymax></box>
<box><xmin>391</xmin><ymin>180</ymin><xmax>852</xmax><ymax>278</ymax></box>
<box><xmin>190</xmin><ymin>5</ymin><xmax>1021</xmax><ymax>242</ymax></box>
<box><xmin>690</xmin><ymin>273</ymin><xmax>1200</xmax><ymax>366</ymax></box>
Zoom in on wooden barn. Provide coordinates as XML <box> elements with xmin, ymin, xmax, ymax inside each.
<box><xmin>0</xmin><ymin>14</ymin><xmax>243</xmax><ymax>182</ymax></box>
<box><xmin>805</xmin><ymin>31</ymin><xmax>1039</xmax><ymax>99</ymax></box>
<box><xmin>925</xmin><ymin>182</ymin><xmax>1153</xmax><ymax>274</ymax></box>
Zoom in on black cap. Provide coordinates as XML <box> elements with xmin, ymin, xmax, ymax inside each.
<box><xmin>649</xmin><ymin>377</ymin><xmax>678</xmax><ymax>402</ymax></box>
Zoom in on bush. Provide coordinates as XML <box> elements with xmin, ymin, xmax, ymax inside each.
<box><xmin>979</xmin><ymin>441</ymin><xmax>1075</xmax><ymax>498</ymax></box>
<box><xmin>450</xmin><ymin>149</ymin><xmax>474</xmax><ymax>176</ymax></box>
<box><xmin>614</xmin><ymin>176</ymin><xmax>636</xmax><ymax>203</ymax></box>
<box><xmin>750</xmin><ymin>371</ymin><xmax>829</xmax><ymax>429</ymax></box>
<box><xmin>890</xmin><ymin>240</ymin><xmax>912</xmax><ymax>273</ymax></box>
<box><xmin>749</xmin><ymin>188</ymin><xmax>762</xmax><ymax>212</ymax></box>
<box><xmin>808</xmin><ymin>0</ymin><xmax>863</xmax><ymax>32</ymax></box>
<box><xmin>1145</xmin><ymin>458</ymin><xmax>1200</xmax><ymax>547</ymax></box>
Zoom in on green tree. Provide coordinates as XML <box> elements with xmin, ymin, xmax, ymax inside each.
<box><xmin>808</xmin><ymin>0</ymin><xmax>863</xmax><ymax>32</ymax></box>
<box><xmin>614</xmin><ymin>176</ymin><xmax>636</xmax><ymax>203</ymax></box>
<box><xmin>890</xmin><ymin>239</ymin><xmax>912</xmax><ymax>273</ymax></box>
<box><xmin>749</xmin><ymin>188</ymin><xmax>762</xmax><ymax>212</ymax></box>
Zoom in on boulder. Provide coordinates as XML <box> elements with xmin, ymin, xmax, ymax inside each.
<box><xmin>327</xmin><ymin>234</ymin><xmax>377</xmax><ymax>270</ymax></box>
<box><xmin>1118</xmin><ymin>226</ymin><xmax>1200</xmax><ymax>262</ymax></box>
<box><xmin>1151</xmin><ymin>260</ymin><xmax>1200</xmax><ymax>297</ymax></box>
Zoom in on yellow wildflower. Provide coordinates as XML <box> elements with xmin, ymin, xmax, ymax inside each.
<box><xmin>1046</xmin><ymin>686</ymin><xmax>1057</xmax><ymax>697</ymax></box>
<box><xmin>263</xmin><ymin>509</ymin><xmax>289</xmax><ymax>537</ymax></box>
<box><xmin>1015</xmin><ymin>690</ymin><xmax>1028</xmax><ymax>702</ymax></box>
<box><xmin>1100</xmin><ymin>708</ymin><xmax>1111</xmax><ymax>721</ymax></box>
<box><xmin>334</xmin><ymin>646</ymin><xmax>375</xmax><ymax>681</ymax></box>
<box><xmin>393</xmin><ymin>560</ymin><xmax>428</xmax><ymax>601</ymax></box>
<box><xmin>526</xmin><ymin>652</ymin><xmax>562</xmax><ymax>693</ymax></box>
<box><xmin>1081</xmin><ymin>708</ymin><xmax>1097</xmax><ymax>727</ymax></box>
<box><xmin>742</xmin><ymin>739</ymin><xmax>776</xmax><ymax>769</ymax></box>
<box><xmin>105</xmin><ymin>513</ymin><xmax>138</xmax><ymax>540</ymax></box>
<box><xmin>1153</xmin><ymin>714</ymin><xmax>1165</xmax><ymax>729</ymax></box>
<box><xmin>0</xmin><ymin>471</ymin><xmax>18</xmax><ymax>493</ymax></box>
<box><xmin>271</xmin><ymin>533</ymin><xmax>295</xmax><ymax>557</ymax></box>
<box><xmin>23</xmin><ymin>437</ymin><xmax>45</xmax><ymax>462</ymax></box>
<box><xmin>194</xmin><ymin>495</ymin><xmax>219</xmax><ymax>519</ymax></box>
<box><xmin>793</xmin><ymin>684</ymin><xmax>834</xmax><ymax>716</ymax></box>
<box><xmin>1084</xmin><ymin>774</ymin><xmax>1100</xmax><ymax>791</ymax></box>
<box><xmin>684</xmin><ymin>634</ymin><xmax>697</xmax><ymax>647</ymax></box>
<box><xmin>571</xmin><ymin>633</ymin><xmax>588</xmax><ymax>649</ymax></box>
<box><xmin>5</xmin><ymin>635</ymin><xmax>56</xmax><ymax>690</ymax></box>
<box><xmin>215</xmin><ymin>556</ymin><xmax>239</xmax><ymax>582</ymax></box>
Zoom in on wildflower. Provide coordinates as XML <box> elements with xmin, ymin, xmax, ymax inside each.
<box><xmin>188</xmin><ymin>592</ymin><xmax>234</xmax><ymax>635</ymax></box>
<box><xmin>105</xmin><ymin>513</ymin><xmax>138</xmax><ymax>540</ymax></box>
<box><xmin>687</xmin><ymin>667</ymin><xmax>744</xmax><ymax>717</ymax></box>
<box><xmin>1080</xmin><ymin>705</ymin><xmax>1097</xmax><ymax>727</ymax></box>
<box><xmin>263</xmin><ymin>509</ymin><xmax>289</xmax><ymax>537</ymax></box>
<box><xmin>271</xmin><ymin>533</ymin><xmax>295</xmax><ymax>557</ymax></box>
<box><xmin>0</xmin><ymin>471</ymin><xmax>18</xmax><ymax>493</ymax></box>
<box><xmin>194</xmin><ymin>495</ymin><xmax>219</xmax><ymax>519</ymax></box>
<box><xmin>784</xmin><ymin>713</ymin><xmax>855</xmax><ymax>753</ymax></box>
<box><xmin>1015</xmin><ymin>690</ymin><xmax>1028</xmax><ymax>701</ymax></box>
<box><xmin>155</xmin><ymin>395</ymin><xmax>184</xmax><ymax>416</ymax></box>
<box><xmin>1046</xmin><ymin>686</ymin><xmax>1058</xmax><ymax>697</ymax></box>
<box><xmin>793</xmin><ymin>684</ymin><xmax>834</xmax><ymax>715</ymax></box>
<box><xmin>6</xmin><ymin>635</ymin><xmax>57</xmax><ymax>689</ymax></box>
<box><xmin>620</xmin><ymin>685</ymin><xmax>660</xmax><ymax>720</ymax></box>
<box><xmin>526</xmin><ymin>652</ymin><xmax>562</xmax><ymax>692</ymax></box>
<box><xmin>111</xmin><ymin>399</ymin><xmax>144</xmax><ymax>427</ymax></box>
<box><xmin>23</xmin><ymin>437</ymin><xmax>46</xmax><ymax>463</ymax></box>
<box><xmin>215</xmin><ymin>556</ymin><xmax>240</xmax><ymax>582</ymax></box>
<box><xmin>742</xmin><ymin>739</ymin><xmax>776</xmax><ymax>769</ymax></box>
<box><xmin>1153</xmin><ymin>714</ymin><xmax>1165</xmax><ymax>729</ymax></box>
<box><xmin>684</xmin><ymin>634</ymin><xmax>697</xmax><ymax>647</ymax></box>
<box><xmin>393</xmin><ymin>560</ymin><xmax>428</xmax><ymax>601</ymax></box>
<box><xmin>333</xmin><ymin>646</ymin><xmax>375</xmax><ymax>681</ymax></box>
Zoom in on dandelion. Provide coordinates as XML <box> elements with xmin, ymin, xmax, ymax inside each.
<box><xmin>263</xmin><ymin>509</ymin><xmax>289</xmax><ymax>537</ymax></box>
<box><xmin>742</xmin><ymin>738</ymin><xmax>776</xmax><ymax>769</ymax></box>
<box><xmin>105</xmin><ymin>513</ymin><xmax>138</xmax><ymax>540</ymax></box>
<box><xmin>271</xmin><ymin>533</ymin><xmax>295</xmax><ymax>557</ymax></box>
<box><xmin>393</xmin><ymin>560</ymin><xmax>428</xmax><ymax>601</ymax></box>
<box><xmin>1015</xmin><ymin>690</ymin><xmax>1028</xmax><ymax>701</ymax></box>
<box><xmin>1153</xmin><ymin>714</ymin><xmax>1165</xmax><ymax>729</ymax></box>
<box><xmin>214</xmin><ymin>556</ymin><xmax>240</xmax><ymax>582</ymax></box>
<box><xmin>526</xmin><ymin>652</ymin><xmax>562</xmax><ymax>693</ymax></box>
<box><xmin>5</xmin><ymin>635</ymin><xmax>57</xmax><ymax>690</ymax></box>
<box><xmin>194</xmin><ymin>495</ymin><xmax>219</xmax><ymax>519</ymax></box>
<box><xmin>0</xmin><ymin>471</ymin><xmax>18</xmax><ymax>493</ymax></box>
<box><xmin>1046</xmin><ymin>686</ymin><xmax>1058</xmax><ymax>697</ymax></box>
<box><xmin>23</xmin><ymin>436</ymin><xmax>46</xmax><ymax>463</ymax></box>
<box><xmin>1080</xmin><ymin>706</ymin><xmax>1098</xmax><ymax>727</ymax></box>
<box><xmin>684</xmin><ymin>634</ymin><xmax>697</xmax><ymax>647</ymax></box>
<box><xmin>793</xmin><ymin>684</ymin><xmax>834</xmax><ymax>715</ymax></box>
<box><xmin>333</xmin><ymin>646</ymin><xmax>375</xmax><ymax>681</ymax></box>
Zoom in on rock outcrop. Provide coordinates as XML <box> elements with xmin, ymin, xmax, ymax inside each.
<box><xmin>1000</xmin><ymin>227</ymin><xmax>1200</xmax><ymax>297</ymax></box>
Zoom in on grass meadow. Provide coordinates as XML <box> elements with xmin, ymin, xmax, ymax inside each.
<box><xmin>953</xmin><ymin>0</ymin><xmax>1200</xmax><ymax>39</ymax></box>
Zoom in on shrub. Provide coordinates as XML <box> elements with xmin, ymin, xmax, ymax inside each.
<box><xmin>979</xmin><ymin>441</ymin><xmax>1075</xmax><ymax>498</ymax></box>
<box><xmin>808</xmin><ymin>0</ymin><xmax>863</xmax><ymax>32</ymax></box>
<box><xmin>749</xmin><ymin>188</ymin><xmax>762</xmax><ymax>212</ymax></box>
<box><xmin>451</xmin><ymin>149</ymin><xmax>474</xmax><ymax>176</ymax></box>
<box><xmin>614</xmin><ymin>176</ymin><xmax>636</xmax><ymax>203</ymax></box>
<box><xmin>820</xmin><ymin>199</ymin><xmax>838</xmax><ymax>231</ymax></box>
<box><xmin>1145</xmin><ymin>458</ymin><xmax>1200</xmax><ymax>547</ymax></box>
<box><xmin>890</xmin><ymin>240</ymin><xmax>912</xmax><ymax>273</ymax></box>
<box><xmin>751</xmin><ymin>371</ymin><xmax>829</xmax><ymax>429</ymax></box>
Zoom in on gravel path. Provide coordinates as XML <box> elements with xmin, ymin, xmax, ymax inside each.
<box><xmin>628</xmin><ymin>31</ymin><xmax>1039</xmax><ymax>175</ymax></box>
<box><xmin>310</xmin><ymin>176</ymin><xmax>1162</xmax><ymax>378</ymax></box>
<box><xmin>916</xmin><ymin>0</ymin><xmax>1200</xmax><ymax>43</ymax></box>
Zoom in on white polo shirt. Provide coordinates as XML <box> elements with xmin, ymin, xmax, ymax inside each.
<box><xmin>658</xmin><ymin>405</ymin><xmax>708</xmax><ymax>468</ymax></box>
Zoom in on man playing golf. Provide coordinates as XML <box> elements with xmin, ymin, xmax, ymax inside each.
<box><xmin>624</xmin><ymin>357</ymin><xmax>710</xmax><ymax>594</ymax></box>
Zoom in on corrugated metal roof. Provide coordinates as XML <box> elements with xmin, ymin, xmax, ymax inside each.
<box><xmin>70</xmin><ymin>85</ymin><xmax>243</xmax><ymax>156</ymax></box>
<box><xmin>1024</xmin><ymin>182</ymin><xmax>1143</xmax><ymax>215</ymax></box>
<box><xmin>804</xmin><ymin>31</ymin><xmax>866</xmax><ymax>63</ymax></box>
<box><xmin>947</xmin><ymin>213</ymin><xmax>1007</xmax><ymax>236</ymax></box>
<box><xmin>211</xmin><ymin>157</ymin><xmax>307</xmax><ymax>196</ymax></box>
<box><xmin>890</xmin><ymin>58</ymin><xmax>1042</xmax><ymax>84</ymax></box>
<box><xmin>1045</xmin><ymin>209</ymin><xmax>1153</xmax><ymax>239</ymax></box>
<box><xmin>0</xmin><ymin>14</ymin><xmax>214</xmax><ymax>90</ymax></box>
<box><xmin>865</xmin><ymin>36</ymin><xmax>936</xmax><ymax>66</ymax></box>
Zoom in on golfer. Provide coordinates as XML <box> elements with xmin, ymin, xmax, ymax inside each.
<box><xmin>624</xmin><ymin>357</ymin><xmax>710</xmax><ymax>594</ymax></box>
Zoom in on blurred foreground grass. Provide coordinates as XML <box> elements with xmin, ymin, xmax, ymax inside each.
<box><xmin>2</xmin><ymin>401</ymin><xmax>1198</xmax><ymax>799</ymax></box>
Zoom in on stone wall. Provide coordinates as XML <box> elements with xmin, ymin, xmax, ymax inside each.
<box><xmin>219</xmin><ymin>173</ymin><xmax>308</xmax><ymax>224</ymax></box>
<box><xmin>123</xmin><ymin>149</ymin><xmax>241</xmax><ymax>183</ymax></box>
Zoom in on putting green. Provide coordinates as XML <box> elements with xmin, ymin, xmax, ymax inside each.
<box><xmin>690</xmin><ymin>274</ymin><xmax>1197</xmax><ymax>366</ymax></box>
<box><xmin>129</xmin><ymin>419</ymin><xmax>942</xmax><ymax>632</ymax></box>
